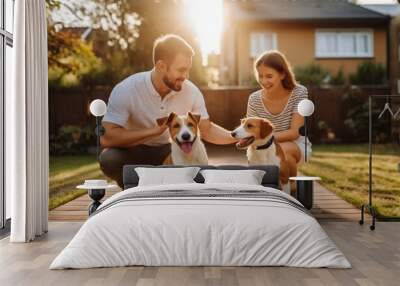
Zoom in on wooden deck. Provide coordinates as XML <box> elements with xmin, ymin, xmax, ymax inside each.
<box><xmin>49</xmin><ymin>145</ymin><xmax>366</xmax><ymax>222</ymax></box>
<box><xmin>1</xmin><ymin>221</ymin><xmax>399</xmax><ymax>286</ymax></box>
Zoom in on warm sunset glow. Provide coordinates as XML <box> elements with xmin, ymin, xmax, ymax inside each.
<box><xmin>184</xmin><ymin>0</ymin><xmax>223</xmax><ymax>65</ymax></box>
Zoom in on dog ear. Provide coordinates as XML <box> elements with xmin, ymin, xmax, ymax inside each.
<box><xmin>156</xmin><ymin>117</ymin><xmax>168</xmax><ymax>126</ymax></box>
<box><xmin>156</xmin><ymin>112</ymin><xmax>176</xmax><ymax>126</ymax></box>
<box><xmin>188</xmin><ymin>112</ymin><xmax>201</xmax><ymax>124</ymax></box>
<box><xmin>260</xmin><ymin>119</ymin><xmax>273</xmax><ymax>139</ymax></box>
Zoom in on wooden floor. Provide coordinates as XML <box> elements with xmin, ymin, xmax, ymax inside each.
<box><xmin>49</xmin><ymin>145</ymin><xmax>365</xmax><ymax>222</ymax></box>
<box><xmin>1</xmin><ymin>221</ymin><xmax>399</xmax><ymax>286</ymax></box>
<box><xmin>2</xmin><ymin>146</ymin><xmax>395</xmax><ymax>285</ymax></box>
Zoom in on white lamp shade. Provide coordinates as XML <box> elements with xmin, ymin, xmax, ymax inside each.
<box><xmin>298</xmin><ymin>99</ymin><xmax>315</xmax><ymax>117</ymax></box>
<box><xmin>89</xmin><ymin>99</ymin><xmax>107</xmax><ymax>117</ymax></box>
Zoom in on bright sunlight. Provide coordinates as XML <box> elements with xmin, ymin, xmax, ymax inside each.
<box><xmin>184</xmin><ymin>0</ymin><xmax>223</xmax><ymax>65</ymax></box>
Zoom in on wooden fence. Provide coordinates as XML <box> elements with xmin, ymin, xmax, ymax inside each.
<box><xmin>49</xmin><ymin>85</ymin><xmax>391</xmax><ymax>143</ymax></box>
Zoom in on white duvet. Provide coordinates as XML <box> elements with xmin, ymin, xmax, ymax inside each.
<box><xmin>50</xmin><ymin>183</ymin><xmax>351</xmax><ymax>269</ymax></box>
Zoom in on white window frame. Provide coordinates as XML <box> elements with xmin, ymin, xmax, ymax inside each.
<box><xmin>315</xmin><ymin>29</ymin><xmax>374</xmax><ymax>58</ymax></box>
<box><xmin>250</xmin><ymin>32</ymin><xmax>277</xmax><ymax>59</ymax></box>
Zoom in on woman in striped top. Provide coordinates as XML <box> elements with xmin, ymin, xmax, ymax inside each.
<box><xmin>247</xmin><ymin>50</ymin><xmax>312</xmax><ymax>177</ymax></box>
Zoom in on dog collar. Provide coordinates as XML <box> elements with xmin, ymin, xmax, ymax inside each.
<box><xmin>256</xmin><ymin>136</ymin><xmax>274</xmax><ymax>150</ymax></box>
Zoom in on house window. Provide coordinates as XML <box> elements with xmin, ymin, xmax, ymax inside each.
<box><xmin>1</xmin><ymin>0</ymin><xmax>14</xmax><ymax>231</ymax></box>
<box><xmin>315</xmin><ymin>30</ymin><xmax>373</xmax><ymax>58</ymax></box>
<box><xmin>250</xmin><ymin>32</ymin><xmax>277</xmax><ymax>59</ymax></box>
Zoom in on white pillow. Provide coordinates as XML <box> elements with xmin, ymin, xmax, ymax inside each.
<box><xmin>200</xmin><ymin>169</ymin><xmax>266</xmax><ymax>185</ymax></box>
<box><xmin>135</xmin><ymin>167</ymin><xmax>201</xmax><ymax>186</ymax></box>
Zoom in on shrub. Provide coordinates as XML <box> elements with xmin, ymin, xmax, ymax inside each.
<box><xmin>50</xmin><ymin>124</ymin><xmax>96</xmax><ymax>155</ymax></box>
<box><xmin>349</xmin><ymin>61</ymin><xmax>387</xmax><ymax>85</ymax></box>
<box><xmin>294</xmin><ymin>63</ymin><xmax>330</xmax><ymax>86</ymax></box>
<box><xmin>343</xmin><ymin>87</ymin><xmax>390</xmax><ymax>143</ymax></box>
<box><xmin>330</xmin><ymin>67</ymin><xmax>345</xmax><ymax>85</ymax></box>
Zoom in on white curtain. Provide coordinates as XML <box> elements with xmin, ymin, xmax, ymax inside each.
<box><xmin>8</xmin><ymin>0</ymin><xmax>49</xmax><ymax>242</ymax></box>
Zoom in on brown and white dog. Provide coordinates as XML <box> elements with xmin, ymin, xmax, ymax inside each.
<box><xmin>157</xmin><ymin>112</ymin><xmax>208</xmax><ymax>165</ymax></box>
<box><xmin>231</xmin><ymin>117</ymin><xmax>292</xmax><ymax>192</ymax></box>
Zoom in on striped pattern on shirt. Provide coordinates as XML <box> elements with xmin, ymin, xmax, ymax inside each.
<box><xmin>246</xmin><ymin>84</ymin><xmax>308</xmax><ymax>132</ymax></box>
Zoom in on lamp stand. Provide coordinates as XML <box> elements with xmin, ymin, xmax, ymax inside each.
<box><xmin>304</xmin><ymin>116</ymin><xmax>308</xmax><ymax>162</ymax></box>
<box><xmin>95</xmin><ymin>116</ymin><xmax>105</xmax><ymax>161</ymax></box>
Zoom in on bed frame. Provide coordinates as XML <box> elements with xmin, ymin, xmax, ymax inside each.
<box><xmin>122</xmin><ymin>165</ymin><xmax>280</xmax><ymax>190</ymax></box>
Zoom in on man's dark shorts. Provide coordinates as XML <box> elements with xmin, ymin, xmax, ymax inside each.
<box><xmin>99</xmin><ymin>144</ymin><xmax>171</xmax><ymax>188</ymax></box>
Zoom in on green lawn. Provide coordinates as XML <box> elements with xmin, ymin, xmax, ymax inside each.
<box><xmin>49</xmin><ymin>144</ymin><xmax>400</xmax><ymax>218</ymax></box>
<box><xmin>299</xmin><ymin>144</ymin><xmax>400</xmax><ymax>218</ymax></box>
<box><xmin>49</xmin><ymin>155</ymin><xmax>106</xmax><ymax>210</ymax></box>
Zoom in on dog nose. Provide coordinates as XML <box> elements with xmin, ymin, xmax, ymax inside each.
<box><xmin>231</xmin><ymin>131</ymin><xmax>236</xmax><ymax>137</ymax></box>
<box><xmin>181</xmin><ymin>133</ymin><xmax>191</xmax><ymax>141</ymax></box>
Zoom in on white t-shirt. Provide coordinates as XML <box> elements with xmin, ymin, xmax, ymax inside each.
<box><xmin>102</xmin><ymin>70</ymin><xmax>209</xmax><ymax>146</ymax></box>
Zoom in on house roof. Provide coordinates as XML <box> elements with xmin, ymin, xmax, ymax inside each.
<box><xmin>362</xmin><ymin>4</ymin><xmax>400</xmax><ymax>17</ymax></box>
<box><xmin>229</xmin><ymin>0</ymin><xmax>390</xmax><ymax>22</ymax></box>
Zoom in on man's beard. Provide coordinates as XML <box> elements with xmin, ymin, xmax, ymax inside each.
<box><xmin>163</xmin><ymin>75</ymin><xmax>183</xmax><ymax>91</ymax></box>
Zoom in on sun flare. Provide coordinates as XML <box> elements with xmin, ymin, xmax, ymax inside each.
<box><xmin>184</xmin><ymin>0</ymin><xmax>223</xmax><ymax>65</ymax></box>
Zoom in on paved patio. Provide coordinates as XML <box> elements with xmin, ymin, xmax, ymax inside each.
<box><xmin>49</xmin><ymin>145</ymin><xmax>365</xmax><ymax>222</ymax></box>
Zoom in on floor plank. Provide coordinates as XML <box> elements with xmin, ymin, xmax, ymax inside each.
<box><xmin>1</xmin><ymin>222</ymin><xmax>399</xmax><ymax>286</ymax></box>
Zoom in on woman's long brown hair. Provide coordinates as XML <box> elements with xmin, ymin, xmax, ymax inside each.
<box><xmin>254</xmin><ymin>50</ymin><xmax>297</xmax><ymax>90</ymax></box>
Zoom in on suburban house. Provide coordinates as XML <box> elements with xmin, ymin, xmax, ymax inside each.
<box><xmin>219</xmin><ymin>0</ymin><xmax>390</xmax><ymax>86</ymax></box>
<box><xmin>363</xmin><ymin>3</ymin><xmax>400</xmax><ymax>95</ymax></box>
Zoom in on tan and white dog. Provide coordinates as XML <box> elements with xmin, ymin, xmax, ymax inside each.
<box><xmin>157</xmin><ymin>112</ymin><xmax>208</xmax><ymax>165</ymax></box>
<box><xmin>231</xmin><ymin>117</ymin><xmax>293</xmax><ymax>192</ymax></box>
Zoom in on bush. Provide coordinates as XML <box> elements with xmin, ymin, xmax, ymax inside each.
<box><xmin>330</xmin><ymin>67</ymin><xmax>345</xmax><ymax>85</ymax></box>
<box><xmin>80</xmin><ymin>64</ymin><xmax>117</xmax><ymax>88</ymax></box>
<box><xmin>50</xmin><ymin>124</ymin><xmax>96</xmax><ymax>155</ymax></box>
<box><xmin>294</xmin><ymin>63</ymin><xmax>330</xmax><ymax>86</ymax></box>
<box><xmin>349</xmin><ymin>61</ymin><xmax>387</xmax><ymax>85</ymax></box>
<box><xmin>343</xmin><ymin>87</ymin><xmax>390</xmax><ymax>143</ymax></box>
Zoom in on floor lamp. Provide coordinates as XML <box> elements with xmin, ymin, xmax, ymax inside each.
<box><xmin>297</xmin><ymin>99</ymin><xmax>315</xmax><ymax>162</ymax></box>
<box><xmin>82</xmin><ymin>99</ymin><xmax>109</xmax><ymax>215</ymax></box>
<box><xmin>89</xmin><ymin>99</ymin><xmax>107</xmax><ymax>161</ymax></box>
<box><xmin>290</xmin><ymin>99</ymin><xmax>319</xmax><ymax>210</ymax></box>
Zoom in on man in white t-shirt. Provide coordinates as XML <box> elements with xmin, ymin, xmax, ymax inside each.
<box><xmin>100</xmin><ymin>34</ymin><xmax>237</xmax><ymax>187</ymax></box>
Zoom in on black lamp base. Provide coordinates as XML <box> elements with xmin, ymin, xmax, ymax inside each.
<box><xmin>296</xmin><ymin>180</ymin><xmax>314</xmax><ymax>210</ymax></box>
<box><xmin>88</xmin><ymin>188</ymin><xmax>105</xmax><ymax>215</ymax></box>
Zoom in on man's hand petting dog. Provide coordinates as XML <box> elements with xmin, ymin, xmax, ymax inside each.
<box><xmin>155</xmin><ymin>123</ymin><xmax>169</xmax><ymax>135</ymax></box>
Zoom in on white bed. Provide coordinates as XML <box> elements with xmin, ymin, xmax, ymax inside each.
<box><xmin>50</xmin><ymin>183</ymin><xmax>351</xmax><ymax>269</ymax></box>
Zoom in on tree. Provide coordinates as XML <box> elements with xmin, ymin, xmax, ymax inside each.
<box><xmin>46</xmin><ymin>0</ymin><xmax>103</xmax><ymax>88</ymax></box>
<box><xmin>72</xmin><ymin>0</ymin><xmax>206</xmax><ymax>85</ymax></box>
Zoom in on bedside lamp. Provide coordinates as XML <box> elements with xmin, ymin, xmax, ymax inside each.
<box><xmin>297</xmin><ymin>99</ymin><xmax>315</xmax><ymax>162</ymax></box>
<box><xmin>89</xmin><ymin>99</ymin><xmax>107</xmax><ymax>160</ymax></box>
